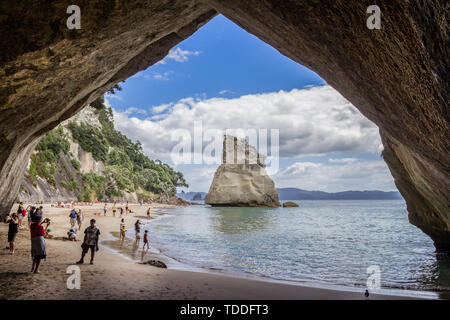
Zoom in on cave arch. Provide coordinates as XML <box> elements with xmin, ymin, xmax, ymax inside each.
<box><xmin>0</xmin><ymin>0</ymin><xmax>448</xmax><ymax>251</ymax></box>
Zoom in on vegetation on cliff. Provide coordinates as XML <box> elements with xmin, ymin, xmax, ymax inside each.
<box><xmin>26</xmin><ymin>95</ymin><xmax>188</xmax><ymax>201</ymax></box>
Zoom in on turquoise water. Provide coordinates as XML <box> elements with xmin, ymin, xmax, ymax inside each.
<box><xmin>146</xmin><ymin>200</ymin><xmax>450</xmax><ymax>293</ymax></box>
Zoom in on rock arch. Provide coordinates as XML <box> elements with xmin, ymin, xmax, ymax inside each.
<box><xmin>0</xmin><ymin>1</ymin><xmax>448</xmax><ymax>251</ymax></box>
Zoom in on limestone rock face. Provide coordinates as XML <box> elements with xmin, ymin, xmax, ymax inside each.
<box><xmin>205</xmin><ymin>136</ymin><xmax>280</xmax><ymax>207</ymax></box>
<box><xmin>0</xmin><ymin>1</ymin><xmax>448</xmax><ymax>250</ymax></box>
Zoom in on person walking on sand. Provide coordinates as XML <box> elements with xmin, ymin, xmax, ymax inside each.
<box><xmin>146</xmin><ymin>207</ymin><xmax>151</xmax><ymax>220</ymax></box>
<box><xmin>134</xmin><ymin>219</ymin><xmax>141</xmax><ymax>245</ymax></box>
<box><xmin>30</xmin><ymin>217</ymin><xmax>48</xmax><ymax>273</ymax></box>
<box><xmin>119</xmin><ymin>207</ymin><xmax>124</xmax><ymax>218</ymax></box>
<box><xmin>119</xmin><ymin>219</ymin><xmax>126</xmax><ymax>248</ymax></box>
<box><xmin>125</xmin><ymin>202</ymin><xmax>129</xmax><ymax>215</ymax></box>
<box><xmin>69</xmin><ymin>209</ymin><xmax>77</xmax><ymax>228</ymax></box>
<box><xmin>103</xmin><ymin>204</ymin><xmax>107</xmax><ymax>216</ymax></box>
<box><xmin>5</xmin><ymin>213</ymin><xmax>19</xmax><ymax>254</ymax></box>
<box><xmin>76</xmin><ymin>209</ymin><xmax>83</xmax><ymax>230</ymax></box>
<box><xmin>76</xmin><ymin>219</ymin><xmax>100</xmax><ymax>265</ymax></box>
<box><xmin>143</xmin><ymin>230</ymin><xmax>149</xmax><ymax>250</ymax></box>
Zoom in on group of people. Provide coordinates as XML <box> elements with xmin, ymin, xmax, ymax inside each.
<box><xmin>118</xmin><ymin>218</ymin><xmax>150</xmax><ymax>250</ymax></box>
<box><xmin>4</xmin><ymin>200</ymin><xmax>154</xmax><ymax>272</ymax></box>
<box><xmin>103</xmin><ymin>202</ymin><xmax>133</xmax><ymax>217</ymax></box>
<box><xmin>67</xmin><ymin>207</ymin><xmax>101</xmax><ymax>264</ymax></box>
<box><xmin>4</xmin><ymin>202</ymin><xmax>49</xmax><ymax>273</ymax></box>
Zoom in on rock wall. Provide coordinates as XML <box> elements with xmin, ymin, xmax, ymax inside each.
<box><xmin>18</xmin><ymin>106</ymin><xmax>135</xmax><ymax>204</ymax></box>
<box><xmin>0</xmin><ymin>0</ymin><xmax>216</xmax><ymax>216</ymax></box>
<box><xmin>0</xmin><ymin>1</ymin><xmax>448</xmax><ymax>250</ymax></box>
<box><xmin>205</xmin><ymin>136</ymin><xmax>280</xmax><ymax>206</ymax></box>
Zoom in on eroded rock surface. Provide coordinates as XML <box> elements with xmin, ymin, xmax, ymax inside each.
<box><xmin>205</xmin><ymin>136</ymin><xmax>280</xmax><ymax>207</ymax></box>
<box><xmin>0</xmin><ymin>1</ymin><xmax>448</xmax><ymax>250</ymax></box>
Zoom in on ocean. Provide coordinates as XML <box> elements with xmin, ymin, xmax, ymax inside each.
<box><xmin>142</xmin><ymin>200</ymin><xmax>450</xmax><ymax>295</ymax></box>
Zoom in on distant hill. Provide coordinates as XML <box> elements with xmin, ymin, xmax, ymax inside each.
<box><xmin>177</xmin><ymin>192</ymin><xmax>207</xmax><ymax>201</ymax></box>
<box><xmin>179</xmin><ymin>189</ymin><xmax>402</xmax><ymax>201</ymax></box>
<box><xmin>277</xmin><ymin>188</ymin><xmax>403</xmax><ymax>200</ymax></box>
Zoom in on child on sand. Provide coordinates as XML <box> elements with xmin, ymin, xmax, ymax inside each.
<box><xmin>146</xmin><ymin>207</ymin><xmax>151</xmax><ymax>220</ymax></box>
<box><xmin>68</xmin><ymin>228</ymin><xmax>77</xmax><ymax>241</ymax></box>
<box><xmin>143</xmin><ymin>230</ymin><xmax>149</xmax><ymax>250</ymax></box>
<box><xmin>30</xmin><ymin>217</ymin><xmax>48</xmax><ymax>273</ymax></box>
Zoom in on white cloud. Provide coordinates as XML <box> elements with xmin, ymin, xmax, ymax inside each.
<box><xmin>152</xmin><ymin>103</ymin><xmax>171</xmax><ymax>114</ymax></box>
<box><xmin>110</xmin><ymin>85</ymin><xmax>383</xmax><ymax>163</ymax></box>
<box><xmin>328</xmin><ymin>158</ymin><xmax>358</xmax><ymax>164</ymax></box>
<box><xmin>123</xmin><ymin>107</ymin><xmax>147</xmax><ymax>115</ymax></box>
<box><xmin>152</xmin><ymin>71</ymin><xmax>173</xmax><ymax>81</ymax></box>
<box><xmin>158</xmin><ymin>47</ymin><xmax>201</xmax><ymax>64</ymax></box>
<box><xmin>274</xmin><ymin>160</ymin><xmax>396</xmax><ymax>192</ymax></box>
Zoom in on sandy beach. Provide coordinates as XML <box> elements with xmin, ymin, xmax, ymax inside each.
<box><xmin>0</xmin><ymin>203</ymin><xmax>430</xmax><ymax>300</ymax></box>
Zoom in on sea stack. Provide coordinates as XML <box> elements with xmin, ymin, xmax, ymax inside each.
<box><xmin>205</xmin><ymin>135</ymin><xmax>280</xmax><ymax>207</ymax></box>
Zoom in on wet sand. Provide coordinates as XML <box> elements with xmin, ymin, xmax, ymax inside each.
<box><xmin>0</xmin><ymin>203</ymin><xmax>429</xmax><ymax>300</ymax></box>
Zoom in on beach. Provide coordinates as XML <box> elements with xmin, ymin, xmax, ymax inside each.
<box><xmin>0</xmin><ymin>203</ymin><xmax>425</xmax><ymax>300</ymax></box>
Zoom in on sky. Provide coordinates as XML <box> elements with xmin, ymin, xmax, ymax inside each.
<box><xmin>105</xmin><ymin>14</ymin><xmax>397</xmax><ymax>193</ymax></box>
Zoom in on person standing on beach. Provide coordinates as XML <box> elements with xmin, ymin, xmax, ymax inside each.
<box><xmin>76</xmin><ymin>209</ymin><xmax>83</xmax><ymax>230</ymax></box>
<box><xmin>30</xmin><ymin>217</ymin><xmax>48</xmax><ymax>273</ymax></box>
<box><xmin>119</xmin><ymin>218</ymin><xmax>126</xmax><ymax>248</ymax></box>
<box><xmin>27</xmin><ymin>206</ymin><xmax>36</xmax><ymax>227</ymax></box>
<box><xmin>77</xmin><ymin>219</ymin><xmax>100</xmax><ymax>265</ymax></box>
<box><xmin>69</xmin><ymin>209</ymin><xmax>77</xmax><ymax>228</ymax></box>
<box><xmin>119</xmin><ymin>207</ymin><xmax>124</xmax><ymax>218</ymax></box>
<box><xmin>134</xmin><ymin>219</ymin><xmax>141</xmax><ymax>245</ymax></box>
<box><xmin>146</xmin><ymin>207</ymin><xmax>151</xmax><ymax>220</ymax></box>
<box><xmin>143</xmin><ymin>230</ymin><xmax>149</xmax><ymax>250</ymax></box>
<box><xmin>4</xmin><ymin>213</ymin><xmax>19</xmax><ymax>254</ymax></box>
<box><xmin>125</xmin><ymin>202</ymin><xmax>129</xmax><ymax>215</ymax></box>
<box><xmin>103</xmin><ymin>204</ymin><xmax>107</xmax><ymax>216</ymax></box>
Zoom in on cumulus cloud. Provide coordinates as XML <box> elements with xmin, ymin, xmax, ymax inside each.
<box><xmin>158</xmin><ymin>47</ymin><xmax>201</xmax><ymax>64</ymax></box>
<box><xmin>109</xmin><ymin>85</ymin><xmax>383</xmax><ymax>164</ymax></box>
<box><xmin>274</xmin><ymin>160</ymin><xmax>396</xmax><ymax>192</ymax></box>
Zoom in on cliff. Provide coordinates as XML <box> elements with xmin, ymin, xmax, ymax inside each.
<box><xmin>205</xmin><ymin>135</ymin><xmax>280</xmax><ymax>207</ymax></box>
<box><xmin>18</xmin><ymin>100</ymin><xmax>187</xmax><ymax>203</ymax></box>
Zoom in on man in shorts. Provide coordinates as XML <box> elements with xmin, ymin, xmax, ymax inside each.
<box><xmin>76</xmin><ymin>219</ymin><xmax>100</xmax><ymax>265</ymax></box>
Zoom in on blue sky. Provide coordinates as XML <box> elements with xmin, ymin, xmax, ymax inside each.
<box><xmin>109</xmin><ymin>15</ymin><xmax>323</xmax><ymax>113</ymax></box>
<box><xmin>106</xmin><ymin>15</ymin><xmax>396</xmax><ymax>193</ymax></box>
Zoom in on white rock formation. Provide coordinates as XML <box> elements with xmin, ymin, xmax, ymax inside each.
<box><xmin>205</xmin><ymin>135</ymin><xmax>280</xmax><ymax>207</ymax></box>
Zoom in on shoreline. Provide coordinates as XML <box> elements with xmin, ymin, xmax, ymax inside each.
<box><xmin>108</xmin><ymin>207</ymin><xmax>441</xmax><ymax>300</ymax></box>
<box><xmin>0</xmin><ymin>203</ymin><xmax>441</xmax><ymax>300</ymax></box>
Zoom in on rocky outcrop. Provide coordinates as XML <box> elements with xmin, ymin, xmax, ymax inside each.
<box><xmin>0</xmin><ymin>1</ymin><xmax>448</xmax><ymax>250</ymax></box>
<box><xmin>282</xmin><ymin>202</ymin><xmax>299</xmax><ymax>208</ymax></box>
<box><xmin>0</xmin><ymin>0</ymin><xmax>216</xmax><ymax>218</ymax></box>
<box><xmin>205</xmin><ymin>136</ymin><xmax>280</xmax><ymax>207</ymax></box>
<box><xmin>18</xmin><ymin>106</ymin><xmax>136</xmax><ymax>204</ymax></box>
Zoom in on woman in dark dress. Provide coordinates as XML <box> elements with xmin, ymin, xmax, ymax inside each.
<box><xmin>5</xmin><ymin>213</ymin><xmax>19</xmax><ymax>254</ymax></box>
